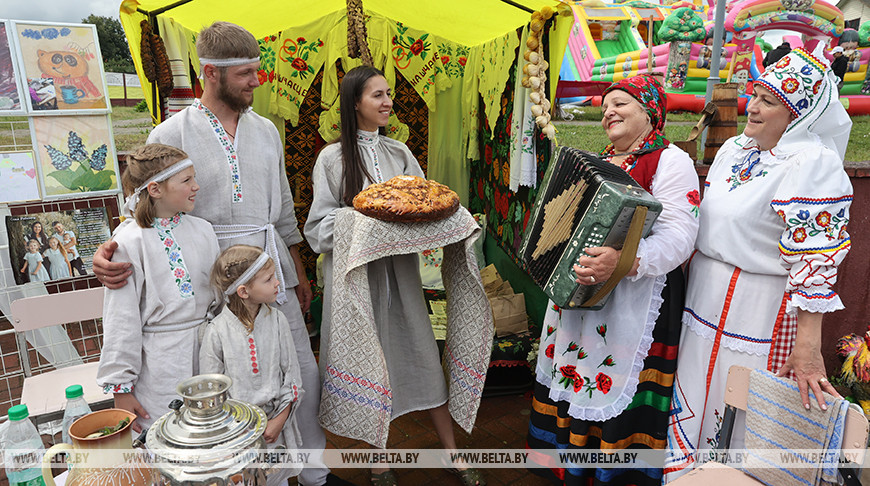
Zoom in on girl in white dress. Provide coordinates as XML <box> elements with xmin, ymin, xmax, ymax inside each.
<box><xmin>96</xmin><ymin>144</ymin><xmax>220</xmax><ymax>432</ymax></box>
<box><xmin>20</xmin><ymin>239</ymin><xmax>50</xmax><ymax>282</ymax></box>
<box><xmin>45</xmin><ymin>236</ymin><xmax>71</xmax><ymax>280</ymax></box>
<box><xmin>201</xmin><ymin>244</ymin><xmax>303</xmax><ymax>485</ymax></box>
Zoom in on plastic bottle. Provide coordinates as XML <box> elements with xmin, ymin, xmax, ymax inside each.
<box><xmin>61</xmin><ymin>384</ymin><xmax>92</xmax><ymax>445</ymax></box>
<box><xmin>4</xmin><ymin>404</ymin><xmax>46</xmax><ymax>486</ymax></box>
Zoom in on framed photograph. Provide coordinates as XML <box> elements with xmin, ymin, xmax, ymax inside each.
<box><xmin>30</xmin><ymin>114</ymin><xmax>119</xmax><ymax>199</ymax></box>
<box><xmin>5</xmin><ymin>208</ymin><xmax>110</xmax><ymax>285</ymax></box>
<box><xmin>0</xmin><ymin>151</ymin><xmax>41</xmax><ymax>203</ymax></box>
<box><xmin>0</xmin><ymin>21</ymin><xmax>26</xmax><ymax>114</ymax></box>
<box><xmin>11</xmin><ymin>21</ymin><xmax>110</xmax><ymax>114</ymax></box>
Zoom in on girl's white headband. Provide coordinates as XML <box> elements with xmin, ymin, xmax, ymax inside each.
<box><xmin>123</xmin><ymin>159</ymin><xmax>194</xmax><ymax>214</ymax></box>
<box><xmin>199</xmin><ymin>57</ymin><xmax>260</xmax><ymax>67</ymax></box>
<box><xmin>224</xmin><ymin>252</ymin><xmax>271</xmax><ymax>297</ymax></box>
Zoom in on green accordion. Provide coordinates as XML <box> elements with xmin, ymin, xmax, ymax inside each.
<box><xmin>519</xmin><ymin>146</ymin><xmax>662</xmax><ymax>310</ymax></box>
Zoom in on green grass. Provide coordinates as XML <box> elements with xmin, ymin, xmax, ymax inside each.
<box><xmin>110</xmin><ymin>105</ymin><xmax>151</xmax><ymax>121</ymax></box>
<box><xmin>107</xmin><ymin>84</ymin><xmax>145</xmax><ymax>101</ymax></box>
<box><xmin>113</xmin><ymin>130</ymin><xmax>151</xmax><ymax>152</ymax></box>
<box><xmin>557</xmin><ymin>107</ymin><xmax>870</xmax><ymax>162</ymax></box>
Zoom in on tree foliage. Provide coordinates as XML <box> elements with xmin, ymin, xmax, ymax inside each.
<box><xmin>81</xmin><ymin>15</ymin><xmax>134</xmax><ymax>73</ymax></box>
<box><xmin>658</xmin><ymin>7</ymin><xmax>705</xmax><ymax>43</ymax></box>
<box><xmin>858</xmin><ymin>22</ymin><xmax>870</xmax><ymax>47</ymax></box>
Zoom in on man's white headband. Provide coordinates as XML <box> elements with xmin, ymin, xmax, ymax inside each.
<box><xmin>224</xmin><ymin>252</ymin><xmax>271</xmax><ymax>297</ymax></box>
<box><xmin>123</xmin><ymin>159</ymin><xmax>194</xmax><ymax>214</ymax></box>
<box><xmin>199</xmin><ymin>57</ymin><xmax>260</xmax><ymax>68</ymax></box>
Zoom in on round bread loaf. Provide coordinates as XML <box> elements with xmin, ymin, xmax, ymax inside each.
<box><xmin>353</xmin><ymin>175</ymin><xmax>460</xmax><ymax>222</ymax></box>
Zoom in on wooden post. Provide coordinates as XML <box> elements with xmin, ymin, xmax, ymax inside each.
<box><xmin>647</xmin><ymin>16</ymin><xmax>654</xmax><ymax>73</ymax></box>
<box><xmin>703</xmin><ymin>83</ymin><xmax>738</xmax><ymax>164</ymax></box>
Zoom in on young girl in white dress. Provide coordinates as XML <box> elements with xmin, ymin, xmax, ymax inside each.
<box><xmin>201</xmin><ymin>244</ymin><xmax>303</xmax><ymax>485</ymax></box>
<box><xmin>20</xmin><ymin>239</ymin><xmax>50</xmax><ymax>282</ymax></box>
<box><xmin>96</xmin><ymin>144</ymin><xmax>220</xmax><ymax>432</ymax></box>
<box><xmin>45</xmin><ymin>236</ymin><xmax>71</xmax><ymax>280</ymax></box>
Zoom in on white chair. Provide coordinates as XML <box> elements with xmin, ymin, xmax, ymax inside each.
<box><xmin>670</xmin><ymin>365</ymin><xmax>868</xmax><ymax>486</ymax></box>
<box><xmin>9</xmin><ymin>287</ymin><xmax>109</xmax><ymax>421</ymax></box>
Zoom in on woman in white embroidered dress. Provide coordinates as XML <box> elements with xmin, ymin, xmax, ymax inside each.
<box><xmin>304</xmin><ymin>66</ymin><xmax>484</xmax><ymax>486</ymax></box>
<box><xmin>96</xmin><ymin>144</ymin><xmax>220</xmax><ymax>432</ymax></box>
<box><xmin>664</xmin><ymin>46</ymin><xmax>853</xmax><ymax>481</ymax></box>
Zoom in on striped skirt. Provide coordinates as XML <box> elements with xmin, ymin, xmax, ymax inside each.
<box><xmin>527</xmin><ymin>269</ymin><xmax>684</xmax><ymax>486</ymax></box>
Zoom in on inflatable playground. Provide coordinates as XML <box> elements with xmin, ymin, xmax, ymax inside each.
<box><xmin>557</xmin><ymin>0</ymin><xmax>870</xmax><ymax>114</ymax></box>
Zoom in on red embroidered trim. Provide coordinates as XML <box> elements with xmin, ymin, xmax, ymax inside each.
<box><xmin>697</xmin><ymin>266</ymin><xmax>741</xmax><ymax>446</ymax></box>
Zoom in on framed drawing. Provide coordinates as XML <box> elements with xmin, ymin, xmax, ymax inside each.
<box><xmin>0</xmin><ymin>21</ymin><xmax>26</xmax><ymax>114</ymax></box>
<box><xmin>30</xmin><ymin>114</ymin><xmax>119</xmax><ymax>199</ymax></box>
<box><xmin>0</xmin><ymin>151</ymin><xmax>41</xmax><ymax>203</ymax></box>
<box><xmin>12</xmin><ymin>21</ymin><xmax>110</xmax><ymax>114</ymax></box>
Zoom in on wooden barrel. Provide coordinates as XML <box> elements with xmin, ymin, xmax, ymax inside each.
<box><xmin>703</xmin><ymin>83</ymin><xmax>738</xmax><ymax>164</ymax></box>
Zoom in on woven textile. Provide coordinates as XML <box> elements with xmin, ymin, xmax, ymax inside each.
<box><xmin>744</xmin><ymin>369</ymin><xmax>848</xmax><ymax>486</ymax></box>
<box><xmin>468</xmin><ymin>49</ymin><xmax>551</xmax><ymax>265</ymax></box>
<box><xmin>319</xmin><ymin>207</ymin><xmax>493</xmax><ymax>448</ymax></box>
<box><xmin>284</xmin><ymin>68</ymin><xmax>325</xmax><ymax>274</ymax></box>
<box><xmin>392</xmin><ymin>71</ymin><xmax>429</xmax><ymax>174</ymax></box>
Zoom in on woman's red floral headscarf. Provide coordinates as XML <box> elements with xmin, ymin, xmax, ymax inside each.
<box><xmin>602</xmin><ymin>74</ymin><xmax>668</xmax><ymax>131</ymax></box>
<box><xmin>600</xmin><ymin>74</ymin><xmax>669</xmax><ymax>168</ymax></box>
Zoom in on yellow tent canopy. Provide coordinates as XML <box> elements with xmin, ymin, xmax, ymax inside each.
<box><xmin>119</xmin><ymin>0</ymin><xmax>566</xmax><ymax>123</ymax></box>
<box><xmin>122</xmin><ymin>0</ymin><xmax>555</xmax><ymax>46</ymax></box>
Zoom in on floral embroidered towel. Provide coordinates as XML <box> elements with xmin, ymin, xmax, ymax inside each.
<box><xmin>509</xmin><ymin>25</ymin><xmax>537</xmax><ymax>192</ymax></box>
<box><xmin>320</xmin><ymin>207</ymin><xmax>492</xmax><ymax>448</ymax></box>
<box><xmin>270</xmin><ymin>21</ymin><xmax>330</xmax><ymax>126</ymax></box>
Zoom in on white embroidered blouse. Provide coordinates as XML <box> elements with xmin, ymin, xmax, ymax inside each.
<box><xmin>696</xmin><ymin>135</ymin><xmax>852</xmax><ymax>314</ymax></box>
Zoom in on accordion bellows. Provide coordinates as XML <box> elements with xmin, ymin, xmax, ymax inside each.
<box><xmin>520</xmin><ymin>147</ymin><xmax>662</xmax><ymax>310</ymax></box>
<box><xmin>353</xmin><ymin>175</ymin><xmax>460</xmax><ymax>222</ymax></box>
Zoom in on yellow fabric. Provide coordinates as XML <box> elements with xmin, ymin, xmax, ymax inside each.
<box><xmin>461</xmin><ymin>43</ymin><xmax>484</xmax><ymax>161</ymax></box>
<box><xmin>317</xmin><ymin>97</ymin><xmax>342</xmax><ymax>143</ymax></box>
<box><xmin>126</xmin><ymin>0</ymin><xmax>554</xmax><ymax>46</ymax></box>
<box><xmin>428</xmin><ymin>84</ymin><xmax>468</xmax><ymax>206</ymax></box>
<box><xmin>270</xmin><ymin>12</ymin><xmax>338</xmax><ymax>124</ymax></box>
<box><xmin>387</xmin><ymin>21</ymin><xmax>453</xmax><ymax>111</ymax></box>
<box><xmin>119</xmin><ymin>1</ymin><xmax>157</xmax><ymax>124</ymax></box>
<box><xmin>320</xmin><ymin>14</ymin><xmax>393</xmax><ymax>115</ymax></box>
<box><xmin>121</xmin><ymin>0</ymin><xmax>561</xmax><ymax>138</ymax></box>
<box><xmin>428</xmin><ymin>37</ymin><xmax>471</xmax><ymax>202</ymax></box>
<box><xmin>318</xmin><ymin>13</ymin><xmax>454</xmax><ymax>115</ymax></box>
<box><xmin>549</xmin><ymin>8</ymin><xmax>573</xmax><ymax>105</ymax></box>
<box><xmin>478</xmin><ymin>31</ymin><xmax>521</xmax><ymax>137</ymax></box>
<box><xmin>434</xmin><ymin>37</ymin><xmax>471</xmax><ymax>81</ymax></box>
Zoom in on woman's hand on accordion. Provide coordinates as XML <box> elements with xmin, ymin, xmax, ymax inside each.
<box><xmin>573</xmin><ymin>246</ymin><xmax>640</xmax><ymax>285</ymax></box>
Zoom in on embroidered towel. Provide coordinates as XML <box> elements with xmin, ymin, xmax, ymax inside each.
<box><xmin>743</xmin><ymin>369</ymin><xmax>848</xmax><ymax>486</ymax></box>
<box><xmin>319</xmin><ymin>207</ymin><xmax>493</xmax><ymax>448</ymax></box>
